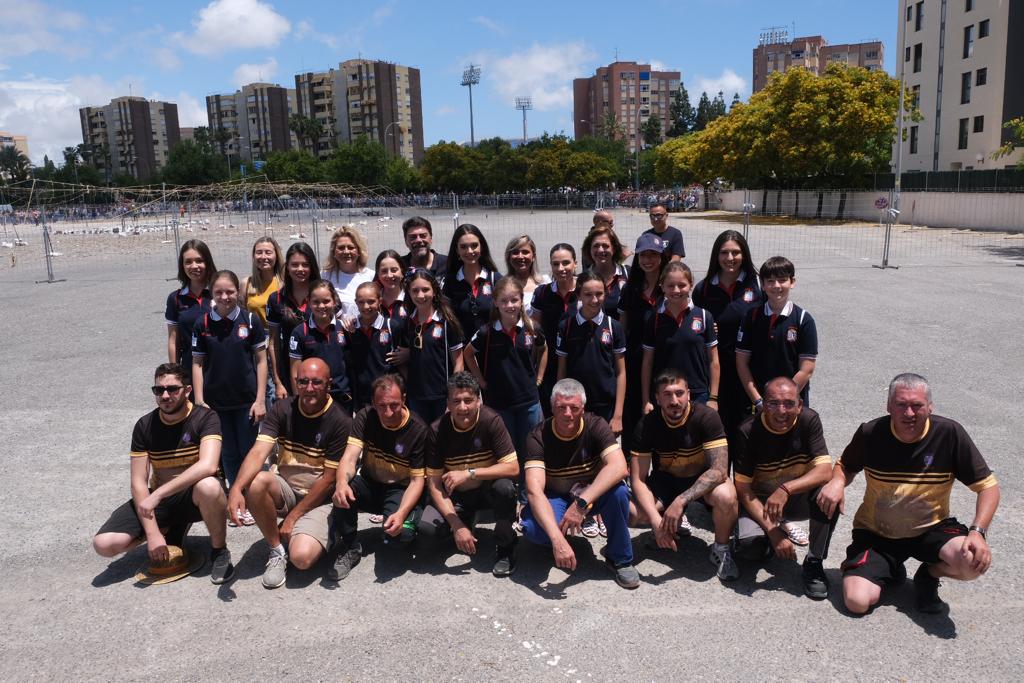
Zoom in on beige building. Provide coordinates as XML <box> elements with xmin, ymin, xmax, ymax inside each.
<box><xmin>0</xmin><ymin>132</ymin><xmax>30</xmax><ymax>158</ymax></box>
<box><xmin>206</xmin><ymin>83</ymin><xmax>297</xmax><ymax>164</ymax></box>
<box><xmin>334</xmin><ymin>59</ymin><xmax>423</xmax><ymax>165</ymax></box>
<box><xmin>79</xmin><ymin>97</ymin><xmax>180</xmax><ymax>180</ymax></box>
<box><xmin>294</xmin><ymin>68</ymin><xmax>341</xmax><ymax>159</ymax></box>
<box><xmin>895</xmin><ymin>0</ymin><xmax>1024</xmax><ymax>171</ymax></box>
<box><xmin>573</xmin><ymin>61</ymin><xmax>681</xmax><ymax>154</ymax></box>
<box><xmin>752</xmin><ymin>32</ymin><xmax>884</xmax><ymax>92</ymax></box>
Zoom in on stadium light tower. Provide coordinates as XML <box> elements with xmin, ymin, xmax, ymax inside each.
<box><xmin>515</xmin><ymin>96</ymin><xmax>532</xmax><ymax>145</ymax></box>
<box><xmin>461</xmin><ymin>64</ymin><xmax>482</xmax><ymax>147</ymax></box>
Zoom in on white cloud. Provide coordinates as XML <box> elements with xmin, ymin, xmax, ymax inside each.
<box><xmin>232</xmin><ymin>57</ymin><xmax>278</xmax><ymax>87</ymax></box>
<box><xmin>649</xmin><ymin>60</ymin><xmax>672</xmax><ymax>72</ymax></box>
<box><xmin>295</xmin><ymin>19</ymin><xmax>338</xmax><ymax>48</ymax></box>
<box><xmin>0</xmin><ymin>1</ymin><xmax>88</xmax><ymax>59</ymax></box>
<box><xmin>693</xmin><ymin>69</ymin><xmax>748</xmax><ymax>102</ymax></box>
<box><xmin>173</xmin><ymin>92</ymin><xmax>208</xmax><ymax>127</ymax></box>
<box><xmin>177</xmin><ymin>0</ymin><xmax>291</xmax><ymax>56</ymax></box>
<box><xmin>484</xmin><ymin>42</ymin><xmax>596</xmax><ymax>111</ymax></box>
<box><xmin>434</xmin><ymin>105</ymin><xmax>457</xmax><ymax>116</ymax></box>
<box><xmin>472</xmin><ymin>16</ymin><xmax>504</xmax><ymax>34</ymax></box>
<box><xmin>153</xmin><ymin>47</ymin><xmax>182</xmax><ymax>71</ymax></box>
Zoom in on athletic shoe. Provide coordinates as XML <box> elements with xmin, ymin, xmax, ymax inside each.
<box><xmin>709</xmin><ymin>544</ymin><xmax>740</xmax><ymax>582</ymax></box>
<box><xmin>240</xmin><ymin>510</ymin><xmax>256</xmax><ymax>526</ymax></box>
<box><xmin>368</xmin><ymin>513</ymin><xmax>385</xmax><ymax>524</ymax></box>
<box><xmin>801</xmin><ymin>557</ymin><xmax>829</xmax><ymax>600</ymax></box>
<box><xmin>597</xmin><ymin>518</ymin><xmax>608</xmax><ymax>538</ymax></box>
<box><xmin>327</xmin><ymin>542</ymin><xmax>363</xmax><ymax>582</ymax></box>
<box><xmin>210</xmin><ymin>549</ymin><xmax>234</xmax><ymax>584</ymax></box>
<box><xmin>678</xmin><ymin>514</ymin><xmax>693</xmax><ymax>536</ymax></box>
<box><xmin>781</xmin><ymin>520</ymin><xmax>809</xmax><ymax>546</ymax></box>
<box><xmin>262</xmin><ymin>551</ymin><xmax>288</xmax><ymax>589</ymax></box>
<box><xmin>914</xmin><ymin>563</ymin><xmax>945</xmax><ymax>613</ymax></box>
<box><xmin>492</xmin><ymin>544</ymin><xmax>517</xmax><ymax>578</ymax></box>
<box><xmin>582</xmin><ymin>517</ymin><xmax>600</xmax><ymax>538</ymax></box>
<box><xmin>606</xmin><ymin>559</ymin><xmax>640</xmax><ymax>589</ymax></box>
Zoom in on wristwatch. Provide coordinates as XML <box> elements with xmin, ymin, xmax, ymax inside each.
<box><xmin>968</xmin><ymin>525</ymin><xmax>987</xmax><ymax>539</ymax></box>
<box><xmin>468</xmin><ymin>468</ymin><xmax>477</xmax><ymax>480</ymax></box>
<box><xmin>573</xmin><ymin>495</ymin><xmax>591</xmax><ymax>512</ymax></box>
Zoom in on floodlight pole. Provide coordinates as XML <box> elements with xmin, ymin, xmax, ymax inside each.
<box><xmin>461</xmin><ymin>64</ymin><xmax>482</xmax><ymax>147</ymax></box>
<box><xmin>515</xmin><ymin>96</ymin><xmax>532</xmax><ymax>144</ymax></box>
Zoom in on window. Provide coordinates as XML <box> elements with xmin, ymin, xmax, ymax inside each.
<box><xmin>973</xmin><ymin>115</ymin><xmax>984</xmax><ymax>133</ymax></box>
<box><xmin>915</xmin><ymin>2</ymin><xmax>924</xmax><ymax>31</ymax></box>
<box><xmin>866</xmin><ymin>50</ymin><xmax>879</xmax><ymax>59</ymax></box>
<box><xmin>906</xmin><ymin>5</ymin><xmax>912</xmax><ymax>20</ymax></box>
<box><xmin>979</xmin><ymin>19</ymin><xmax>989</xmax><ymax>37</ymax></box>
<box><xmin>961</xmin><ymin>72</ymin><xmax>972</xmax><ymax>103</ymax></box>
<box><xmin>958</xmin><ymin>118</ymin><xmax>969</xmax><ymax>149</ymax></box>
<box><xmin>966</xmin><ymin>0</ymin><xmax>973</xmax><ymax>10</ymax></box>
<box><xmin>963</xmin><ymin>25</ymin><xmax>974</xmax><ymax>58</ymax></box>
<box><xmin>911</xmin><ymin>84</ymin><xmax>921</xmax><ymax>107</ymax></box>
<box><xmin>976</xmin><ymin>67</ymin><xmax>987</xmax><ymax>85</ymax></box>
<box><xmin>910</xmin><ymin>125</ymin><xmax>919</xmax><ymax>154</ymax></box>
<box><xmin>905</xmin><ymin>45</ymin><xmax>911</xmax><ymax>62</ymax></box>
<box><xmin>913</xmin><ymin>43</ymin><xmax>923</xmax><ymax>72</ymax></box>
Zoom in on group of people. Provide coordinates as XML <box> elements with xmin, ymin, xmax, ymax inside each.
<box><xmin>94</xmin><ymin>208</ymin><xmax>999</xmax><ymax>617</ymax></box>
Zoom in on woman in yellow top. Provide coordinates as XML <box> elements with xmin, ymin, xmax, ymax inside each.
<box><xmin>240</xmin><ymin>236</ymin><xmax>284</xmax><ymax>404</ymax></box>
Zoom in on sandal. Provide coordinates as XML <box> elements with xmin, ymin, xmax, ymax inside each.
<box><xmin>781</xmin><ymin>520</ymin><xmax>809</xmax><ymax>546</ymax></box>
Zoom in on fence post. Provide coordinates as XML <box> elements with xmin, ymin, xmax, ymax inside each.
<box><xmin>452</xmin><ymin>192</ymin><xmax>459</xmax><ymax>231</ymax></box>
<box><xmin>35</xmin><ymin>206</ymin><xmax>65</xmax><ymax>285</ymax></box>
<box><xmin>873</xmin><ymin>191</ymin><xmax>899</xmax><ymax>270</ymax></box>
<box><xmin>742</xmin><ymin>189</ymin><xmax>753</xmax><ymax>242</ymax></box>
<box><xmin>311</xmin><ymin>198</ymin><xmax>321</xmax><ymax>264</ymax></box>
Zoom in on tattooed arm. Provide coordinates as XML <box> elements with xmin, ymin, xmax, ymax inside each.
<box><xmin>659</xmin><ymin>445</ymin><xmax>728</xmax><ymax>532</ymax></box>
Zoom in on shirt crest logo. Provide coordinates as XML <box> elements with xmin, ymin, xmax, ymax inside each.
<box><xmin>289</xmin><ymin>337</ymin><xmax>298</xmax><ymax>351</ymax></box>
<box><xmin>474</xmin><ymin>437</ymin><xmax>482</xmax><ymax>448</ymax></box>
<box><xmin>482</xmin><ymin>283</ymin><xmax>492</xmax><ymax>296</ymax></box>
<box><xmin>601</xmin><ymin>329</ymin><xmax>612</xmax><ymax>345</ymax></box>
<box><xmin>237</xmin><ymin>325</ymin><xmax>249</xmax><ymax>339</ymax></box>
<box><xmin>786</xmin><ymin>326</ymin><xmax>798</xmax><ymax>342</ymax></box>
<box><xmin>743</xmin><ymin>289</ymin><xmax>754</xmax><ymax>303</ymax></box>
<box><xmin>432</xmin><ymin>325</ymin><xmax>443</xmax><ymax>339</ymax></box>
<box><xmin>315</xmin><ymin>432</ymin><xmax>323</xmax><ymax>445</ymax></box>
<box><xmin>182</xmin><ymin>432</ymin><xmax>192</xmax><ymax>444</ymax></box>
<box><xmin>691</xmin><ymin>318</ymin><xmax>704</xmax><ymax>333</ymax></box>
<box><xmin>337</xmin><ymin>331</ymin><xmax>346</xmax><ymax>344</ymax></box>
<box><xmin>379</xmin><ymin>331</ymin><xmax>390</xmax><ymax>345</ymax></box>
<box><xmin>395</xmin><ymin>443</ymin><xmax>405</xmax><ymax>454</ymax></box>
<box><xmin>523</xmin><ymin>335</ymin><xmax>533</xmax><ymax>348</ymax></box>
<box><xmin>922</xmin><ymin>453</ymin><xmax>934</xmax><ymax>468</ymax></box>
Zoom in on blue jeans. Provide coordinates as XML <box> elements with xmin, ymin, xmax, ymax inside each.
<box><xmin>216</xmin><ymin>408</ymin><xmax>258</xmax><ymax>486</ymax></box>
<box><xmin>408</xmin><ymin>396</ymin><xmax>447</xmax><ymax>425</ymax></box>
<box><xmin>691</xmin><ymin>391</ymin><xmax>709</xmax><ymax>404</ymax></box>
<box><xmin>521</xmin><ymin>482</ymin><xmax>633</xmax><ymax>566</ymax></box>
<box><xmin>498</xmin><ymin>402</ymin><xmax>544</xmax><ymax>504</ymax></box>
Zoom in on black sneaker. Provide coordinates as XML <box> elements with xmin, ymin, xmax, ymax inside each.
<box><xmin>492</xmin><ymin>544</ymin><xmax>517</xmax><ymax>578</ymax></box>
<box><xmin>606</xmin><ymin>559</ymin><xmax>641</xmax><ymax>589</ymax></box>
<box><xmin>801</xmin><ymin>557</ymin><xmax>829</xmax><ymax>600</ymax></box>
<box><xmin>890</xmin><ymin>561</ymin><xmax>908</xmax><ymax>586</ymax></box>
<box><xmin>914</xmin><ymin>563</ymin><xmax>945</xmax><ymax>613</ymax></box>
<box><xmin>327</xmin><ymin>542</ymin><xmax>363</xmax><ymax>582</ymax></box>
<box><xmin>210</xmin><ymin>548</ymin><xmax>234</xmax><ymax>584</ymax></box>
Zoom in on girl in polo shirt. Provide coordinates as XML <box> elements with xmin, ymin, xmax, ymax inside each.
<box><xmin>555</xmin><ymin>270</ymin><xmax>626</xmax><ymax>434</ymax></box>
<box><xmin>374</xmin><ymin>249</ymin><xmax>408</xmax><ymax>321</ymax></box>
<box><xmin>406</xmin><ymin>269</ymin><xmax>465</xmax><ymax>423</ymax></box>
<box><xmin>347</xmin><ymin>281</ymin><xmax>409</xmax><ymax>412</ymax></box>
<box><xmin>530</xmin><ymin>243</ymin><xmax>578</xmax><ymax>417</ymax></box>
<box><xmin>192</xmin><ymin>270</ymin><xmax>268</xmax><ymax>492</ymax></box>
<box><xmin>240</xmin><ymin>236</ymin><xmax>283</xmax><ymax>406</ymax></box>
<box><xmin>165</xmin><ymin>239</ymin><xmax>217</xmax><ymax>377</ymax></box>
<box><xmin>464</xmin><ymin>277</ymin><xmax>547</xmax><ymax>463</ymax></box>
<box><xmin>442</xmin><ymin>224</ymin><xmax>502</xmax><ymax>337</ymax></box>
<box><xmin>288</xmin><ymin>279</ymin><xmax>352</xmax><ymax>413</ymax></box>
<box><xmin>267</xmin><ymin>242</ymin><xmax>319</xmax><ymax>399</ymax></box>
<box><xmin>640</xmin><ymin>261</ymin><xmax>720</xmax><ymax>411</ymax></box>
<box><xmin>581</xmin><ymin>225</ymin><xmax>629</xmax><ymax>320</ymax></box>
<box><xmin>322</xmin><ymin>226</ymin><xmax>375</xmax><ymax>322</ymax></box>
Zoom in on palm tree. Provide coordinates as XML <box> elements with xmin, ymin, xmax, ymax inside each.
<box><xmin>0</xmin><ymin>146</ymin><xmax>32</xmax><ymax>183</ymax></box>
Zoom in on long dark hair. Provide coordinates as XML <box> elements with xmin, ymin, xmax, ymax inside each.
<box><xmin>446</xmin><ymin>224</ymin><xmax>499</xmax><ymax>280</ymax></box>
<box><xmin>176</xmin><ymin>239</ymin><xmax>216</xmax><ymax>289</ymax></box>
<box><xmin>704</xmin><ymin>230</ymin><xmax>757</xmax><ymax>292</ymax></box>
<box><xmin>625</xmin><ymin>241</ymin><xmax>669</xmax><ymax>294</ymax></box>
<box><xmin>404</xmin><ymin>268</ymin><xmax>463</xmax><ymax>338</ymax></box>
<box><xmin>281</xmin><ymin>242</ymin><xmax>320</xmax><ymax>327</ymax></box>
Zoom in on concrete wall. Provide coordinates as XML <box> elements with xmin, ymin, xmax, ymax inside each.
<box><xmin>719</xmin><ymin>189</ymin><xmax>1023</xmax><ymax>232</ymax></box>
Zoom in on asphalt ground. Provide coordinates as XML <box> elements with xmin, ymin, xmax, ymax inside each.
<box><xmin>1</xmin><ymin>208</ymin><xmax>1021</xmax><ymax>681</ymax></box>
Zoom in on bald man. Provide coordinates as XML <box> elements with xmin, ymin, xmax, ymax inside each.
<box><xmin>593</xmin><ymin>210</ymin><xmax>615</xmax><ymax>230</ymax></box>
<box><xmin>227</xmin><ymin>359</ymin><xmax>353</xmax><ymax>588</ymax></box>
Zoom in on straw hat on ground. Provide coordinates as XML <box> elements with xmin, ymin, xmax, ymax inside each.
<box><xmin>134</xmin><ymin>545</ymin><xmax>206</xmax><ymax>585</ymax></box>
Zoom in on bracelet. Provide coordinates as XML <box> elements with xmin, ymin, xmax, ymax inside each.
<box><xmin>778</xmin><ymin>483</ymin><xmax>792</xmax><ymax>497</ymax></box>
<box><xmin>968</xmin><ymin>524</ymin><xmax>987</xmax><ymax>539</ymax></box>
<box><xmin>709</xmin><ymin>394</ymin><xmax>719</xmax><ymax>401</ymax></box>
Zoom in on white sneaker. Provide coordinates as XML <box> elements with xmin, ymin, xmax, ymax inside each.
<box><xmin>678</xmin><ymin>514</ymin><xmax>693</xmax><ymax>536</ymax></box>
<box><xmin>262</xmin><ymin>551</ymin><xmax>288</xmax><ymax>589</ymax></box>
<box><xmin>709</xmin><ymin>544</ymin><xmax>739</xmax><ymax>582</ymax></box>
<box><xmin>581</xmin><ymin>517</ymin><xmax>600</xmax><ymax>538</ymax></box>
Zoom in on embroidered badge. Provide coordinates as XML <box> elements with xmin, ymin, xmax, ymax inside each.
<box><xmin>315</xmin><ymin>432</ymin><xmax>323</xmax><ymax>445</ymax></box>
<box><xmin>289</xmin><ymin>336</ymin><xmax>298</xmax><ymax>351</ymax></box>
<box><xmin>432</xmin><ymin>325</ymin><xmax>443</xmax><ymax>339</ymax></box>
<box><xmin>474</xmin><ymin>437</ymin><xmax>482</xmax><ymax>448</ymax></box>
<box><xmin>482</xmin><ymin>283</ymin><xmax>492</xmax><ymax>296</ymax></box>
<box><xmin>182</xmin><ymin>432</ymin><xmax>192</xmax><ymax>444</ymax></box>
<box><xmin>601</xmin><ymin>329</ymin><xmax>612</xmax><ymax>345</ymax></box>
<box><xmin>524</xmin><ymin>335</ymin><xmax>533</xmax><ymax>348</ymax></box>
<box><xmin>691</xmin><ymin>318</ymin><xmax>704</xmax><ymax>333</ymax></box>
<box><xmin>379</xmin><ymin>331</ymin><xmax>390</xmax><ymax>345</ymax></box>
<box><xmin>396</xmin><ymin>444</ymin><xmax>405</xmax><ymax>454</ymax></box>
<box><xmin>786</xmin><ymin>326</ymin><xmax>798</xmax><ymax>342</ymax></box>
<box><xmin>743</xmin><ymin>289</ymin><xmax>754</xmax><ymax>303</ymax></box>
<box><xmin>237</xmin><ymin>325</ymin><xmax>249</xmax><ymax>339</ymax></box>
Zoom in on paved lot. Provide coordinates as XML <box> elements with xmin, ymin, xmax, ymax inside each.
<box><xmin>1</xmin><ymin>208</ymin><xmax>1021</xmax><ymax>681</ymax></box>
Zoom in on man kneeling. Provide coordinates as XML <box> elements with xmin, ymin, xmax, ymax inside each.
<box><xmin>227</xmin><ymin>359</ymin><xmax>352</xmax><ymax>588</ymax></box>
<box><xmin>520</xmin><ymin>379</ymin><xmax>638</xmax><ymax>589</ymax></box>
<box><xmin>426</xmin><ymin>372</ymin><xmax>520</xmax><ymax>576</ymax></box>
<box><xmin>93</xmin><ymin>363</ymin><xmax>232</xmax><ymax>584</ymax></box>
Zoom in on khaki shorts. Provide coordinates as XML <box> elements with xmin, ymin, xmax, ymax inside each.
<box><xmin>274</xmin><ymin>474</ymin><xmax>333</xmax><ymax>549</ymax></box>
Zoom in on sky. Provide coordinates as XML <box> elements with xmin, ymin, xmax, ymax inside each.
<box><xmin>0</xmin><ymin>0</ymin><xmax>898</xmax><ymax>165</ymax></box>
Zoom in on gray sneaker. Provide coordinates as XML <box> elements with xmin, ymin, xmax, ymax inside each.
<box><xmin>262</xmin><ymin>551</ymin><xmax>288</xmax><ymax>589</ymax></box>
<box><xmin>606</xmin><ymin>559</ymin><xmax>641</xmax><ymax>589</ymax></box>
<box><xmin>210</xmin><ymin>549</ymin><xmax>234</xmax><ymax>584</ymax></box>
<box><xmin>709</xmin><ymin>544</ymin><xmax>740</xmax><ymax>582</ymax></box>
<box><xmin>327</xmin><ymin>542</ymin><xmax>363</xmax><ymax>582</ymax></box>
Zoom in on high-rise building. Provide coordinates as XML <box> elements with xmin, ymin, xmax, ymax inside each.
<box><xmin>573</xmin><ymin>61</ymin><xmax>681</xmax><ymax>154</ymax></box>
<box><xmin>294</xmin><ymin>68</ymin><xmax>342</xmax><ymax>159</ymax></box>
<box><xmin>206</xmin><ymin>83</ymin><xmax>297</xmax><ymax>164</ymax></box>
<box><xmin>334</xmin><ymin>59</ymin><xmax>424</xmax><ymax>165</ymax></box>
<box><xmin>0</xmin><ymin>132</ymin><xmax>30</xmax><ymax>159</ymax></box>
<box><xmin>752</xmin><ymin>30</ymin><xmax>884</xmax><ymax>92</ymax></box>
<box><xmin>894</xmin><ymin>0</ymin><xmax>1023</xmax><ymax>171</ymax></box>
<box><xmin>79</xmin><ymin>96</ymin><xmax>180</xmax><ymax>181</ymax></box>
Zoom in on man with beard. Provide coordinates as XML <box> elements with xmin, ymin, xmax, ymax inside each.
<box><xmin>400</xmin><ymin>216</ymin><xmax>447</xmax><ymax>278</ymax></box>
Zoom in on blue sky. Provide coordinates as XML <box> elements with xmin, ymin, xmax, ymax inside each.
<box><xmin>0</xmin><ymin>0</ymin><xmax>897</xmax><ymax>164</ymax></box>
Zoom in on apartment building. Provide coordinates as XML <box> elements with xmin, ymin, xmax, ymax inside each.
<box><xmin>78</xmin><ymin>97</ymin><xmax>181</xmax><ymax>180</ymax></box>
<box><xmin>752</xmin><ymin>31</ymin><xmax>884</xmax><ymax>92</ymax></box>
<box><xmin>294</xmin><ymin>68</ymin><xmax>342</xmax><ymax>159</ymax></box>
<box><xmin>573</xmin><ymin>61</ymin><xmax>681</xmax><ymax>154</ymax></box>
<box><xmin>334</xmin><ymin>59</ymin><xmax>424</xmax><ymax>165</ymax></box>
<box><xmin>0</xmin><ymin>132</ymin><xmax>30</xmax><ymax>158</ymax></box>
<box><xmin>206</xmin><ymin>83</ymin><xmax>297</xmax><ymax>163</ymax></box>
<box><xmin>895</xmin><ymin>0</ymin><xmax>1024</xmax><ymax>171</ymax></box>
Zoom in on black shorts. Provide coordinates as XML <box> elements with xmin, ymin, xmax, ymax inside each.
<box><xmin>841</xmin><ymin>517</ymin><xmax>969</xmax><ymax>586</ymax></box>
<box><xmin>645</xmin><ymin>470</ymin><xmax>707</xmax><ymax>509</ymax></box>
<box><xmin>96</xmin><ymin>486</ymin><xmax>203</xmax><ymax>540</ymax></box>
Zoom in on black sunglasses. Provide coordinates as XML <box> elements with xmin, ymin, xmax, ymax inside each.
<box><xmin>151</xmin><ymin>385</ymin><xmax>185</xmax><ymax>396</ymax></box>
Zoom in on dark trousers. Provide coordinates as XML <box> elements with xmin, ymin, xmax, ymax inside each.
<box><xmin>735</xmin><ymin>487</ymin><xmax>838</xmax><ymax>561</ymax></box>
<box><xmin>445</xmin><ymin>479</ymin><xmax>518</xmax><ymax>549</ymax></box>
<box><xmin>333</xmin><ymin>474</ymin><xmax>423</xmax><ymax>545</ymax></box>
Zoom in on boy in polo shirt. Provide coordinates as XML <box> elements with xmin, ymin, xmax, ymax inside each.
<box><xmin>736</xmin><ymin>256</ymin><xmax>818</xmax><ymax>406</ymax></box>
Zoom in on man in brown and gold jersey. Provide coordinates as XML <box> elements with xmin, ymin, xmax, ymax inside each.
<box><xmin>819</xmin><ymin>373</ymin><xmax>1000</xmax><ymax>615</ymax></box>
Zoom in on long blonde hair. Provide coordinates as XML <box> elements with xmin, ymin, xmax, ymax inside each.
<box><xmin>324</xmin><ymin>225</ymin><xmax>369</xmax><ymax>273</ymax></box>
<box><xmin>489</xmin><ymin>276</ymin><xmax>536</xmax><ymax>336</ymax></box>
<box><xmin>248</xmin><ymin>236</ymin><xmax>284</xmax><ymax>297</ymax></box>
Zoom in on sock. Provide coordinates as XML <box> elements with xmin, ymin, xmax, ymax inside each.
<box><xmin>269</xmin><ymin>543</ymin><xmax>286</xmax><ymax>558</ymax></box>
<box><xmin>210</xmin><ymin>546</ymin><xmax>226</xmax><ymax>558</ymax></box>
<box><xmin>713</xmin><ymin>542</ymin><xmax>730</xmax><ymax>553</ymax></box>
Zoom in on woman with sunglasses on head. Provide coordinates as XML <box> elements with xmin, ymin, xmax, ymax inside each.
<box><xmin>374</xmin><ymin>249</ymin><xmax>409</xmax><ymax>321</ymax></box>
<box><xmin>288</xmin><ymin>279</ymin><xmax>352</xmax><ymax>414</ymax></box>
<box><xmin>442</xmin><ymin>224</ymin><xmax>502</xmax><ymax>340</ymax></box>
<box><xmin>165</xmin><ymin>240</ymin><xmax>216</xmax><ymax>383</ymax></box>
<box><xmin>405</xmin><ymin>269</ymin><xmax>465</xmax><ymax>424</ymax></box>
<box><xmin>240</xmin><ymin>236</ymin><xmax>284</xmax><ymax>403</ymax></box>
<box><xmin>504</xmin><ymin>234</ymin><xmax>549</xmax><ymax>300</ymax></box>
<box><xmin>266</xmin><ymin>242</ymin><xmax>319</xmax><ymax>400</ymax></box>
<box><xmin>192</xmin><ymin>270</ymin><xmax>268</xmax><ymax>498</ymax></box>
<box><xmin>322</xmin><ymin>225</ymin><xmax>375</xmax><ymax>322</ymax></box>
<box><xmin>581</xmin><ymin>225</ymin><xmax>629</xmax><ymax>320</ymax></box>
<box><xmin>529</xmin><ymin>243</ymin><xmax>578</xmax><ymax>417</ymax></box>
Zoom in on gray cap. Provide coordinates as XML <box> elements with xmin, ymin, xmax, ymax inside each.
<box><xmin>635</xmin><ymin>232</ymin><xmax>665</xmax><ymax>254</ymax></box>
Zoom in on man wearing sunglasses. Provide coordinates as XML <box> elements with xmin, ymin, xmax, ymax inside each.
<box><xmin>733</xmin><ymin>376</ymin><xmax>836</xmax><ymax>599</ymax></box>
<box><xmin>93</xmin><ymin>363</ymin><xmax>233</xmax><ymax>584</ymax></box>
<box><xmin>227</xmin><ymin>358</ymin><xmax>352</xmax><ymax>588</ymax></box>
<box><xmin>642</xmin><ymin>203</ymin><xmax>685</xmax><ymax>261</ymax></box>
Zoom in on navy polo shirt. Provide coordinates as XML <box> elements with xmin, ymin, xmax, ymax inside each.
<box><xmin>692</xmin><ymin>272</ymin><xmax>762</xmax><ymax>359</ymax></box>
<box><xmin>289</xmin><ymin>315</ymin><xmax>351</xmax><ymax>402</ymax></box>
<box><xmin>400</xmin><ymin>250</ymin><xmax>448</xmax><ymax>279</ymax></box>
<box><xmin>380</xmin><ymin>291</ymin><xmax>410</xmax><ymax>322</ymax></box>
<box><xmin>643</xmin><ymin>225</ymin><xmax>686</xmax><ymax>258</ymax></box>
<box><xmin>736</xmin><ymin>301</ymin><xmax>818</xmax><ymax>399</ymax></box>
<box><xmin>266</xmin><ymin>289</ymin><xmax>307</xmax><ymax>392</ymax></box>
<box><xmin>617</xmin><ymin>280</ymin><xmax>661</xmax><ymax>356</ymax></box>
<box><xmin>407</xmin><ymin>310</ymin><xmax>464</xmax><ymax>402</ymax></box>
<box><xmin>555</xmin><ymin>310</ymin><xmax>626</xmax><ymax>413</ymax></box>
<box><xmin>642</xmin><ymin>302</ymin><xmax>718</xmax><ymax>398</ymax></box>
<box><xmin>442</xmin><ymin>266</ymin><xmax>501</xmax><ymax>340</ymax></box>
<box><xmin>530</xmin><ymin>282</ymin><xmax>576</xmax><ymax>380</ymax></box>
<box><xmin>599</xmin><ymin>264</ymin><xmax>629</xmax><ymax>320</ymax></box>
<box><xmin>165</xmin><ymin>286</ymin><xmax>211</xmax><ymax>370</ymax></box>
<box><xmin>192</xmin><ymin>307</ymin><xmax>267</xmax><ymax>410</ymax></box>
<box><xmin>346</xmin><ymin>314</ymin><xmax>407</xmax><ymax>410</ymax></box>
<box><xmin>468</xmin><ymin>320</ymin><xmax>545</xmax><ymax>410</ymax></box>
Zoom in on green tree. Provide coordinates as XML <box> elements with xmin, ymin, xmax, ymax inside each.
<box><xmin>323</xmin><ymin>135</ymin><xmax>389</xmax><ymax>186</ymax></box>
<box><xmin>384</xmin><ymin>155</ymin><xmax>422</xmax><ymax>192</ymax></box>
<box><xmin>475</xmin><ymin>137</ymin><xmax>527</xmax><ymax>192</ymax></box>
<box><xmin>571</xmin><ymin>135</ymin><xmax>630</xmax><ymax>186</ymax></box>
<box><xmin>994</xmin><ymin>117</ymin><xmax>1024</xmax><ymax>168</ymax></box>
<box><xmin>730</xmin><ymin>92</ymin><xmax>742</xmax><ymax>111</ymax></box>
<box><xmin>693</xmin><ymin>92</ymin><xmax>713</xmax><ymax>131</ymax></box>
<box><xmin>289</xmin><ymin>114</ymin><xmax>325</xmax><ymax>154</ymax></box>
<box><xmin>0</xmin><ymin>146</ymin><xmax>33</xmax><ymax>183</ymax></box>
<box><xmin>159</xmin><ymin>140</ymin><xmax>230</xmax><ymax>185</ymax></box>
<box><xmin>420</xmin><ymin>141</ymin><xmax>481</xmax><ymax>192</ymax></box>
<box><xmin>711</xmin><ymin>91</ymin><xmax>728</xmax><ymax>120</ymax></box>
<box><xmin>597</xmin><ymin>110</ymin><xmax>624</xmax><ymax>141</ymax></box>
<box><xmin>667</xmin><ymin>83</ymin><xmax>694</xmax><ymax>137</ymax></box>
<box><xmin>641</xmin><ymin>115</ymin><xmax>663</xmax><ymax>147</ymax></box>
<box><xmin>264</xmin><ymin>149</ymin><xmax>323</xmax><ymax>182</ymax></box>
